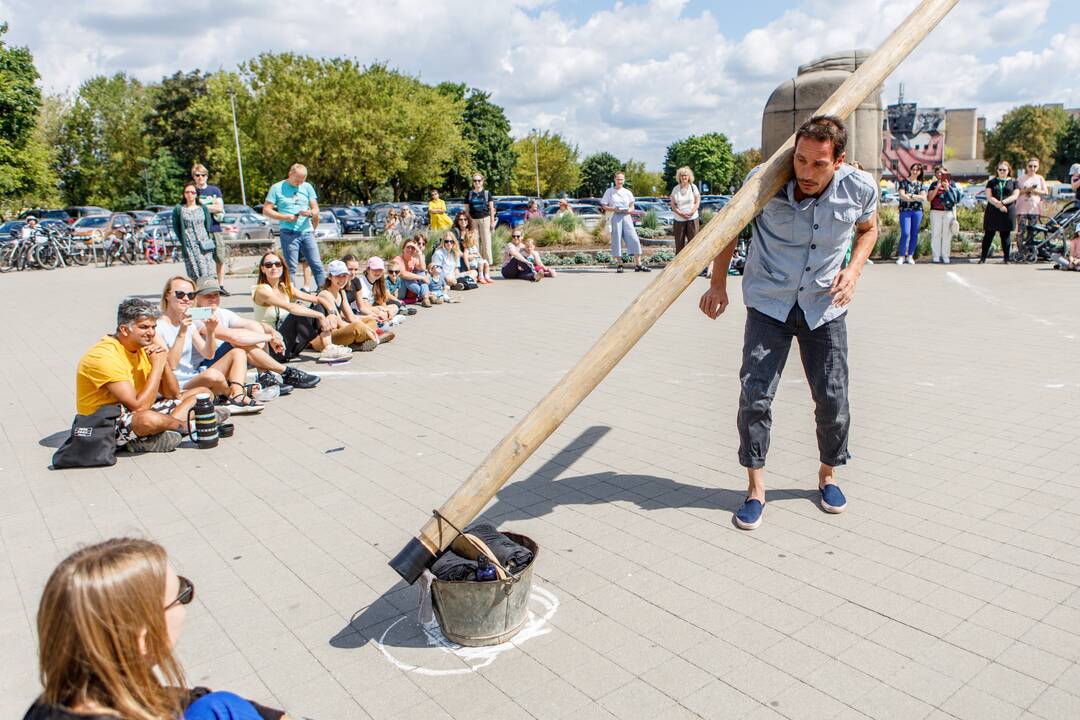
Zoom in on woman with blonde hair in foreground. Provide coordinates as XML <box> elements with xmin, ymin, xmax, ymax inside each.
<box><xmin>23</xmin><ymin>537</ymin><xmax>288</xmax><ymax>720</ymax></box>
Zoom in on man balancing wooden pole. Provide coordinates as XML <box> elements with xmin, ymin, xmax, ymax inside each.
<box><xmin>391</xmin><ymin>0</ymin><xmax>960</xmax><ymax>584</ymax></box>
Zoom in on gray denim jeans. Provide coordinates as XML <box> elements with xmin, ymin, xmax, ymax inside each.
<box><xmin>737</xmin><ymin>305</ymin><xmax>851</xmax><ymax>469</ymax></box>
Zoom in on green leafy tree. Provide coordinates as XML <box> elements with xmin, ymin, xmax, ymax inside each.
<box><xmin>1051</xmin><ymin>116</ymin><xmax>1080</xmax><ymax>182</ymax></box>
<box><xmin>438</xmin><ymin>83</ymin><xmax>516</xmax><ymax>195</ymax></box>
<box><xmin>622</xmin><ymin>158</ymin><xmax>663</xmax><ymax>196</ymax></box>
<box><xmin>578</xmin><ymin>152</ymin><xmax>622</xmax><ymax>197</ymax></box>
<box><xmin>731</xmin><ymin>148</ymin><xmax>763</xmax><ymax>188</ymax></box>
<box><xmin>511</xmin><ymin>130</ymin><xmax>580</xmax><ymax>197</ymax></box>
<box><xmin>662</xmin><ymin>132</ymin><xmax>735</xmax><ymax>194</ymax></box>
<box><xmin>144</xmin><ymin>70</ymin><xmax>214</xmax><ymax>186</ymax></box>
<box><xmin>984</xmin><ymin>104</ymin><xmax>1070</xmax><ymax>176</ymax></box>
<box><xmin>0</xmin><ymin>22</ymin><xmax>58</xmax><ymax>214</ymax></box>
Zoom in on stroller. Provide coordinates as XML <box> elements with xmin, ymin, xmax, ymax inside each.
<box><xmin>1017</xmin><ymin>200</ymin><xmax>1079</xmax><ymax>263</ymax></box>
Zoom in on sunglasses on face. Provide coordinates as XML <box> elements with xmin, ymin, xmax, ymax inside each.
<box><xmin>512</xmin><ymin>235</ymin><xmax>523</xmax><ymax>239</ymax></box>
<box><xmin>183</xmin><ymin>190</ymin><xmax>197</xmax><ymax>195</ymax></box>
<box><xmin>173</xmin><ymin>291</ymin><xmax>196</xmax><ymax>301</ymax></box>
<box><xmin>166</xmin><ymin>575</ymin><xmax>195</xmax><ymax>610</ymax></box>
<box><xmin>388</xmin><ymin>270</ymin><xmax>400</xmax><ymax>275</ymax></box>
<box><xmin>193</xmin><ymin>173</ymin><xmax>207</xmax><ymax>177</ymax></box>
<box><xmin>262</xmin><ymin>260</ymin><xmax>282</xmax><ymax>268</ymax></box>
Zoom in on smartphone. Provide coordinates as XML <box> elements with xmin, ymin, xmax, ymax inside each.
<box><xmin>187</xmin><ymin>307</ymin><xmax>213</xmax><ymax>321</ymax></box>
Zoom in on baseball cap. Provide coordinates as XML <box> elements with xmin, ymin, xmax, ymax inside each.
<box><xmin>1069</xmin><ymin>163</ymin><xmax>1080</xmax><ymax>177</ymax></box>
<box><xmin>194</xmin><ymin>276</ymin><xmax>225</xmax><ymax>296</ymax></box>
<box><xmin>327</xmin><ymin>259</ymin><xmax>349</xmax><ymax>276</ymax></box>
<box><xmin>366</xmin><ymin>256</ymin><xmax>385</xmax><ymax>270</ymax></box>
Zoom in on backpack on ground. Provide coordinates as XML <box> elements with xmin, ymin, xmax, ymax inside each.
<box><xmin>51</xmin><ymin>404</ymin><xmax>122</xmax><ymax>469</ymax></box>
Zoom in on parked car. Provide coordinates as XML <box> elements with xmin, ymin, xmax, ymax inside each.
<box><xmin>18</xmin><ymin>208</ymin><xmax>72</xmax><ymax>223</ymax></box>
<box><xmin>219</xmin><ymin>213</ymin><xmax>273</xmax><ymax>242</ymax></box>
<box><xmin>314</xmin><ymin>210</ymin><xmax>341</xmax><ymax>239</ymax></box>
<box><xmin>123</xmin><ymin>210</ymin><xmax>158</xmax><ymax>228</ymax></box>
<box><xmin>70</xmin><ymin>213</ymin><xmax>134</xmax><ymax>241</ymax></box>
<box><xmin>328</xmin><ymin>206</ymin><xmax>365</xmax><ymax>234</ymax></box>
<box><xmin>958</xmin><ymin>187</ymin><xmax>987</xmax><ymax>210</ymax></box>
<box><xmin>64</xmin><ymin>206</ymin><xmax>111</xmax><ymax>222</ymax></box>
<box><xmin>633</xmin><ymin>201</ymin><xmax>676</xmax><ymax>227</ymax></box>
<box><xmin>544</xmin><ymin>203</ymin><xmax>605</xmax><ymax>230</ymax></box>
<box><xmin>224</xmin><ymin>204</ymin><xmax>258</xmax><ymax>215</ymax></box>
<box><xmin>493</xmin><ymin>195</ymin><xmax>530</xmax><ymax>203</ymax></box>
<box><xmin>144</xmin><ymin>205</ymin><xmax>170</xmax><ymax>213</ymax></box>
<box><xmin>495</xmin><ymin>201</ymin><xmax>531</xmax><ymax>229</ymax></box>
<box><xmin>144</xmin><ymin>212</ymin><xmax>176</xmax><ymax>241</ymax></box>
<box><xmin>0</xmin><ymin>219</ymin><xmax>62</xmax><ymax>236</ymax></box>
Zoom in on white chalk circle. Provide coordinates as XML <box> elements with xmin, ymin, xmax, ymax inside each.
<box><xmin>376</xmin><ymin>585</ymin><xmax>559</xmax><ymax>676</ymax></box>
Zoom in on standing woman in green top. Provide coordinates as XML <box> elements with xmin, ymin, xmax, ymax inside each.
<box><xmin>171</xmin><ymin>183</ymin><xmax>215</xmax><ymax>281</ymax></box>
<box><xmin>981</xmin><ymin>161</ymin><xmax>1019</xmax><ymax>263</ymax></box>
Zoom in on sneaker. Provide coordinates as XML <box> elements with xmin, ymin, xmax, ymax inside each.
<box><xmin>616</xmin><ymin>265</ymin><xmax>624</xmax><ymax>273</ymax></box>
<box><xmin>421</xmin><ymin>297</ymin><xmax>432</xmax><ymax>308</ymax></box>
<box><xmin>942</xmin><ymin>257</ymin><xmax>950</xmax><ymax>264</ymax></box>
<box><xmin>820</xmin><ymin>483</ymin><xmax>847</xmax><ymax>514</ymax></box>
<box><xmin>635</xmin><ymin>264</ymin><xmax>652</xmax><ymax>272</ymax></box>
<box><xmin>895</xmin><ymin>256</ymin><xmax>904</xmax><ymax>265</ymax></box>
<box><xmin>865</xmin><ymin>258</ymin><xmax>874</xmax><ymax>265</ymax></box>
<box><xmin>282</xmin><ymin>366</ymin><xmax>321</xmax><ymax>389</ymax></box>
<box><xmin>734</xmin><ymin>498</ymin><xmax>765</xmax><ymax>530</ymax></box>
<box><xmin>451</xmin><ymin>282</ymin><xmax>465</xmax><ymax>291</ymax></box>
<box><xmin>431</xmin><ymin>296</ymin><xmax>444</xmax><ymax>304</ymax></box>
<box><xmin>905</xmin><ymin>256</ymin><xmax>915</xmax><ymax>265</ymax></box>
<box><xmin>376</xmin><ymin>329</ymin><xmax>396</xmax><ymax>344</ymax></box>
<box><xmin>126</xmin><ymin>430</ymin><xmax>182</xmax><ymax>453</ymax></box>
<box><xmin>256</xmin><ymin>371</ymin><xmax>293</xmax><ymax>397</ymax></box>
<box><xmin>389</xmin><ymin>315</ymin><xmax>405</xmax><ymax>326</ymax></box>
<box><xmin>356</xmin><ymin>337</ymin><xmax>378</xmax><ymax>352</ymax></box>
<box><xmin>317</xmin><ymin>343</ymin><xmax>353</xmax><ymax>363</ymax></box>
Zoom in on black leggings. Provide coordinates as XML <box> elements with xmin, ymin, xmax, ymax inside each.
<box><xmin>271</xmin><ymin>313</ymin><xmax>322</xmax><ymax>361</ymax></box>
<box><xmin>982</xmin><ymin>229</ymin><xmax>1011</xmax><ymax>262</ymax></box>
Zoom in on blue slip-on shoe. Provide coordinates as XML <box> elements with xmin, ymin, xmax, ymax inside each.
<box><xmin>734</xmin><ymin>498</ymin><xmax>765</xmax><ymax>530</ymax></box>
<box><xmin>820</xmin><ymin>483</ymin><xmax>847</xmax><ymax>514</ymax></box>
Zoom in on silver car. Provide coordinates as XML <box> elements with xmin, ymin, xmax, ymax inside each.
<box><xmin>314</xmin><ymin>210</ymin><xmax>342</xmax><ymax>239</ymax></box>
<box><xmin>219</xmin><ymin>213</ymin><xmax>273</xmax><ymax>242</ymax></box>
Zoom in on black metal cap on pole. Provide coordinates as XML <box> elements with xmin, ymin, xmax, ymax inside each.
<box><xmin>389</xmin><ymin>537</ymin><xmax>437</xmax><ymax>584</ymax></box>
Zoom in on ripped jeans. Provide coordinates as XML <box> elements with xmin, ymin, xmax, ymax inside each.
<box><xmin>737</xmin><ymin>305</ymin><xmax>850</xmax><ymax>469</ymax></box>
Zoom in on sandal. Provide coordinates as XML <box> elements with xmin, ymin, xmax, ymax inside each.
<box><xmin>223</xmin><ymin>383</ymin><xmax>265</xmax><ymax>415</ymax></box>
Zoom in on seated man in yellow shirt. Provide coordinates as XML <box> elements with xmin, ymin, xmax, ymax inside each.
<box><xmin>76</xmin><ymin>298</ymin><xmax>204</xmax><ymax>453</ymax></box>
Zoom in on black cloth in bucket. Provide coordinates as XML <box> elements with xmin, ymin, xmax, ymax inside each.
<box><xmin>464</xmin><ymin>523</ymin><xmax>533</xmax><ymax>572</ymax></box>
<box><xmin>430</xmin><ymin>550</ymin><xmax>477</xmax><ymax>581</ymax></box>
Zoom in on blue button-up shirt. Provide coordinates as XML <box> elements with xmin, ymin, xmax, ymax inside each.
<box><xmin>741</xmin><ymin>163</ymin><xmax>877</xmax><ymax>329</ymax></box>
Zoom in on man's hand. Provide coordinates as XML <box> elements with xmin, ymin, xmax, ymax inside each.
<box><xmin>147</xmin><ymin>345</ymin><xmax>167</xmax><ymax>369</ymax></box>
<box><xmin>698</xmin><ymin>285</ymin><xmax>729</xmax><ymax>319</ymax></box>
<box><xmin>203</xmin><ymin>313</ymin><xmax>219</xmax><ymax>336</ymax></box>
<box><xmin>830</xmin><ymin>267</ymin><xmax>860</xmax><ymax>307</ymax></box>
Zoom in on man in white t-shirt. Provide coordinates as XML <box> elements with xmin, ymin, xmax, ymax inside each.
<box><xmin>191</xmin><ymin>277</ymin><xmax>320</xmax><ymax>390</ymax></box>
<box><xmin>600</xmin><ymin>171</ymin><xmax>649</xmax><ymax>273</ymax></box>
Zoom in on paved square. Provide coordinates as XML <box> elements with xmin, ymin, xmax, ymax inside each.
<box><xmin>1</xmin><ymin>259</ymin><xmax>1078</xmax><ymax>719</ymax></box>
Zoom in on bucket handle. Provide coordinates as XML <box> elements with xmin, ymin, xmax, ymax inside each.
<box><xmin>431</xmin><ymin>509</ymin><xmax>518</xmax><ymax>595</ymax></box>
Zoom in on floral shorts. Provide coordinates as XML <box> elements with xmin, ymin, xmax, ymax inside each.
<box><xmin>116</xmin><ymin>399</ymin><xmax>179</xmax><ymax>446</ymax></box>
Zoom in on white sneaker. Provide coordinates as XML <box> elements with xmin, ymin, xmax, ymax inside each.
<box><xmin>942</xmin><ymin>257</ymin><xmax>950</xmax><ymax>264</ymax></box>
<box><xmin>390</xmin><ymin>315</ymin><xmax>405</xmax><ymax>326</ymax></box>
<box><xmin>905</xmin><ymin>256</ymin><xmax>915</xmax><ymax>265</ymax></box>
<box><xmin>317</xmin><ymin>343</ymin><xmax>353</xmax><ymax>363</ymax></box>
<box><xmin>896</xmin><ymin>257</ymin><xmax>904</xmax><ymax>265</ymax></box>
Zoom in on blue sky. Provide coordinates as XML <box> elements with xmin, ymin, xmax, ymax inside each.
<box><xmin>2</xmin><ymin>0</ymin><xmax>1078</xmax><ymax>167</ymax></box>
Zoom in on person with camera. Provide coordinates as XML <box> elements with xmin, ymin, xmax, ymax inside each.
<box><xmin>1015</xmin><ymin>157</ymin><xmax>1049</xmax><ymax>256</ymax></box>
<box><xmin>927</xmin><ymin>165</ymin><xmax>959</xmax><ymax>264</ymax></box>
<box><xmin>263</xmin><ymin>163</ymin><xmax>324</xmax><ymax>290</ymax></box>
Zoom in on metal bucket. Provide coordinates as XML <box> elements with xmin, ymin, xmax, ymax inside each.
<box><xmin>431</xmin><ymin>533</ymin><xmax>538</xmax><ymax>647</ymax></box>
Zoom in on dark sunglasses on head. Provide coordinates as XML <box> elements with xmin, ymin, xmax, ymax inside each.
<box><xmin>173</xmin><ymin>290</ymin><xmax>196</xmax><ymax>301</ymax></box>
<box><xmin>262</xmin><ymin>260</ymin><xmax>282</xmax><ymax>268</ymax></box>
<box><xmin>166</xmin><ymin>575</ymin><xmax>195</xmax><ymax>609</ymax></box>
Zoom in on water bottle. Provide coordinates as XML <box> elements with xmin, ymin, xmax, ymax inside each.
<box><xmin>475</xmin><ymin>555</ymin><xmax>497</xmax><ymax>582</ymax></box>
<box><xmin>187</xmin><ymin>393</ymin><xmax>219</xmax><ymax>449</ymax></box>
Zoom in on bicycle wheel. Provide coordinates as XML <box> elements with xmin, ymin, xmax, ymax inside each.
<box><xmin>122</xmin><ymin>241</ymin><xmax>136</xmax><ymax>264</ymax></box>
<box><xmin>34</xmin><ymin>242</ymin><xmax>60</xmax><ymax>270</ymax></box>
<box><xmin>104</xmin><ymin>241</ymin><xmax>115</xmax><ymax>267</ymax></box>
<box><xmin>0</xmin><ymin>243</ymin><xmax>16</xmax><ymax>272</ymax></box>
<box><xmin>68</xmin><ymin>241</ymin><xmax>91</xmax><ymax>265</ymax></box>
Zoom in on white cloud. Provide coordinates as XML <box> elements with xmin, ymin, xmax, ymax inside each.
<box><xmin>0</xmin><ymin>0</ymin><xmax>1075</xmax><ymax>168</ymax></box>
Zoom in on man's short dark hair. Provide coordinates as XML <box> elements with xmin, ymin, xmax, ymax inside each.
<box><xmin>795</xmin><ymin>115</ymin><xmax>847</xmax><ymax>160</ymax></box>
<box><xmin>116</xmin><ymin>297</ymin><xmax>160</xmax><ymax>329</ymax></box>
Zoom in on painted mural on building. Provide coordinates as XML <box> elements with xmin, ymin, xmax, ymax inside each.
<box><xmin>882</xmin><ymin>102</ymin><xmax>945</xmax><ymax>177</ymax></box>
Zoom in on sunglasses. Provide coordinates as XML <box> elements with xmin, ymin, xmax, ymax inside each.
<box><xmin>166</xmin><ymin>575</ymin><xmax>195</xmax><ymax>609</ymax></box>
<box><xmin>388</xmin><ymin>270</ymin><xmax>400</xmax><ymax>275</ymax></box>
<box><xmin>262</xmin><ymin>260</ymin><xmax>283</xmax><ymax>268</ymax></box>
<box><xmin>472</xmin><ymin>179</ymin><xmax>483</xmax><ymax>183</ymax></box>
<box><xmin>512</xmin><ymin>234</ymin><xmax>523</xmax><ymax>239</ymax></box>
<box><xmin>193</xmin><ymin>173</ymin><xmax>207</xmax><ymax>177</ymax></box>
<box><xmin>173</xmin><ymin>290</ymin><xmax>196</xmax><ymax>301</ymax></box>
<box><xmin>997</xmin><ymin>167</ymin><xmax>1009</xmax><ymax>172</ymax></box>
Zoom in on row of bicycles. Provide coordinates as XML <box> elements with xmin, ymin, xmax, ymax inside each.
<box><xmin>1</xmin><ymin>225</ymin><xmax>178</xmax><ymax>273</ymax></box>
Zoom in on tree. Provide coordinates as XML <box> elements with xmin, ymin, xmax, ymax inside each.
<box><xmin>0</xmin><ymin>22</ymin><xmax>57</xmax><ymax>214</ymax></box>
<box><xmin>730</xmin><ymin>148</ymin><xmax>763</xmax><ymax>189</ymax></box>
<box><xmin>144</xmin><ymin>70</ymin><xmax>214</xmax><ymax>186</ymax></box>
<box><xmin>622</xmin><ymin>158</ymin><xmax>663</xmax><ymax>196</ymax></box>
<box><xmin>984</xmin><ymin>104</ymin><xmax>1070</xmax><ymax>177</ymax></box>
<box><xmin>438</xmin><ymin>83</ymin><xmax>516</xmax><ymax>195</ymax></box>
<box><xmin>578</xmin><ymin>152</ymin><xmax>622</xmax><ymax>197</ymax></box>
<box><xmin>662</xmin><ymin>133</ymin><xmax>735</xmax><ymax>194</ymax></box>
<box><xmin>1051</xmin><ymin>116</ymin><xmax>1080</xmax><ymax>182</ymax></box>
<box><xmin>511</xmin><ymin>131</ymin><xmax>580</xmax><ymax>197</ymax></box>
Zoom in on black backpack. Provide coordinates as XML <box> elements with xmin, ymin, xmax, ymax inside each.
<box><xmin>51</xmin><ymin>404</ymin><xmax>122</xmax><ymax>469</ymax></box>
<box><xmin>467</xmin><ymin>190</ymin><xmax>491</xmax><ymax>217</ymax></box>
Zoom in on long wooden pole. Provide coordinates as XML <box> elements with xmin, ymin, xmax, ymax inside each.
<box><xmin>391</xmin><ymin>0</ymin><xmax>960</xmax><ymax>583</ymax></box>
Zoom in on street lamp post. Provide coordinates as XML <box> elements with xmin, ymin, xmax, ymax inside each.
<box><xmin>228</xmin><ymin>89</ymin><xmax>248</xmax><ymax>207</ymax></box>
<box><xmin>532</xmin><ymin>130</ymin><xmax>541</xmax><ymax>199</ymax></box>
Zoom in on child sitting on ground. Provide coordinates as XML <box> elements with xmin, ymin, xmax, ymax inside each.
<box><xmin>427</xmin><ymin>262</ymin><xmax>451</xmax><ymax>304</ymax></box>
<box><xmin>383</xmin><ymin>259</ymin><xmax>417</xmax><ymax>314</ymax></box>
<box><xmin>525</xmin><ymin>238</ymin><xmax>557</xmax><ymax>278</ymax></box>
<box><xmin>462</xmin><ymin>230</ymin><xmax>493</xmax><ymax>284</ymax></box>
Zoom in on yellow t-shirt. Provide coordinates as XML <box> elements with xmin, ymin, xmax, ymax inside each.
<box><xmin>76</xmin><ymin>336</ymin><xmax>151</xmax><ymax>415</ymax></box>
<box><xmin>428</xmin><ymin>199</ymin><xmax>453</xmax><ymax>231</ymax></box>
